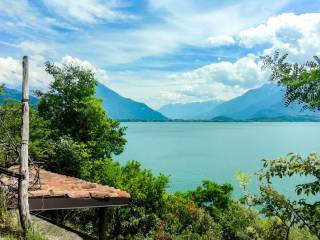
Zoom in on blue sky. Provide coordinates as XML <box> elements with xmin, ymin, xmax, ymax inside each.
<box><xmin>0</xmin><ymin>0</ymin><xmax>320</xmax><ymax>108</ymax></box>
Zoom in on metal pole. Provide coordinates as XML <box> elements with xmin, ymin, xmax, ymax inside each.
<box><xmin>99</xmin><ymin>208</ymin><xmax>107</xmax><ymax>240</ymax></box>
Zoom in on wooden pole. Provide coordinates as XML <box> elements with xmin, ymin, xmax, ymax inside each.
<box><xmin>18</xmin><ymin>56</ymin><xmax>31</xmax><ymax>231</ymax></box>
<box><xmin>99</xmin><ymin>208</ymin><xmax>107</xmax><ymax>240</ymax></box>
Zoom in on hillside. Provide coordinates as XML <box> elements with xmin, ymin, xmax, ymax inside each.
<box><xmin>0</xmin><ymin>87</ymin><xmax>38</xmax><ymax>104</ymax></box>
<box><xmin>208</xmin><ymin>84</ymin><xmax>320</xmax><ymax>121</ymax></box>
<box><xmin>0</xmin><ymin>85</ymin><xmax>167</xmax><ymax>121</ymax></box>
<box><xmin>96</xmin><ymin>83</ymin><xmax>167</xmax><ymax>121</ymax></box>
<box><xmin>159</xmin><ymin>84</ymin><xmax>320</xmax><ymax>121</ymax></box>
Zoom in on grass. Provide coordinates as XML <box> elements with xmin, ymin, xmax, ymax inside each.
<box><xmin>0</xmin><ymin>192</ymin><xmax>47</xmax><ymax>240</ymax></box>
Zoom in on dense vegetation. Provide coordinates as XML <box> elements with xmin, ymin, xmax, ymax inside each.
<box><xmin>0</xmin><ymin>55</ymin><xmax>319</xmax><ymax>239</ymax></box>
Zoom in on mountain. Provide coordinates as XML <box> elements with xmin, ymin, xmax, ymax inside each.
<box><xmin>95</xmin><ymin>83</ymin><xmax>167</xmax><ymax>120</ymax></box>
<box><xmin>158</xmin><ymin>84</ymin><xmax>320</xmax><ymax>121</ymax></box>
<box><xmin>0</xmin><ymin>84</ymin><xmax>167</xmax><ymax>121</ymax></box>
<box><xmin>158</xmin><ymin>100</ymin><xmax>223</xmax><ymax>120</ymax></box>
<box><xmin>207</xmin><ymin>84</ymin><xmax>320</xmax><ymax>121</ymax></box>
<box><xmin>0</xmin><ymin>87</ymin><xmax>38</xmax><ymax>104</ymax></box>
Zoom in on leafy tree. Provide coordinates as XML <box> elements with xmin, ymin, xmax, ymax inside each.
<box><xmin>81</xmin><ymin>160</ymin><xmax>228</xmax><ymax>239</ymax></box>
<box><xmin>37</xmin><ymin>62</ymin><xmax>126</xmax><ymax>160</ymax></box>
<box><xmin>261</xmin><ymin>51</ymin><xmax>320</xmax><ymax>110</ymax></box>
<box><xmin>258</xmin><ymin>52</ymin><xmax>320</xmax><ymax>239</ymax></box>
<box><xmin>0</xmin><ymin>102</ymin><xmax>53</xmax><ymax>167</ymax></box>
<box><xmin>256</xmin><ymin>153</ymin><xmax>320</xmax><ymax>239</ymax></box>
<box><xmin>81</xmin><ymin>159</ymin><xmax>169</xmax><ymax>238</ymax></box>
<box><xmin>186</xmin><ymin>181</ymin><xmax>233</xmax><ymax>218</ymax></box>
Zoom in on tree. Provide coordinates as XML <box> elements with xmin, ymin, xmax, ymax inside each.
<box><xmin>186</xmin><ymin>181</ymin><xmax>233</xmax><ymax>218</ymax></box>
<box><xmin>256</xmin><ymin>153</ymin><xmax>320</xmax><ymax>239</ymax></box>
<box><xmin>260</xmin><ymin>52</ymin><xmax>320</xmax><ymax>239</ymax></box>
<box><xmin>261</xmin><ymin>51</ymin><xmax>320</xmax><ymax>110</ymax></box>
<box><xmin>37</xmin><ymin>62</ymin><xmax>126</xmax><ymax>160</ymax></box>
<box><xmin>0</xmin><ymin>102</ymin><xmax>53</xmax><ymax>167</ymax></box>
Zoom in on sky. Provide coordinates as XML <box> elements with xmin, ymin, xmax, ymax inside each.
<box><xmin>0</xmin><ymin>0</ymin><xmax>320</xmax><ymax>109</ymax></box>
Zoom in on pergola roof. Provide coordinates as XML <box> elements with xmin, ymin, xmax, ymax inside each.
<box><xmin>0</xmin><ymin>165</ymin><xmax>130</xmax><ymax>211</ymax></box>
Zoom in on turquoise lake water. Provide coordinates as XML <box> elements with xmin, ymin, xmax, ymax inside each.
<box><xmin>116</xmin><ymin>122</ymin><xmax>320</xmax><ymax>198</ymax></box>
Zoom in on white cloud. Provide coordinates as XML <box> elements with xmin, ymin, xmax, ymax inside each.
<box><xmin>170</xmin><ymin>55</ymin><xmax>266</xmax><ymax>88</ymax></box>
<box><xmin>18</xmin><ymin>41</ymin><xmax>49</xmax><ymax>55</ymax></box>
<box><xmin>0</xmin><ymin>57</ymin><xmax>51</xmax><ymax>90</ymax></box>
<box><xmin>0</xmin><ymin>55</ymin><xmax>109</xmax><ymax>91</ymax></box>
<box><xmin>82</xmin><ymin>0</ymin><xmax>291</xmax><ymax>64</ymax></box>
<box><xmin>0</xmin><ymin>0</ymin><xmax>77</xmax><ymax>36</ymax></box>
<box><xmin>0</xmin><ymin>0</ymin><xmax>292</xmax><ymax>65</ymax></box>
<box><xmin>154</xmin><ymin>55</ymin><xmax>268</xmax><ymax>105</ymax></box>
<box><xmin>208</xmin><ymin>35</ymin><xmax>236</xmax><ymax>47</ymax></box>
<box><xmin>238</xmin><ymin>13</ymin><xmax>320</xmax><ymax>61</ymax></box>
<box><xmin>43</xmin><ymin>0</ymin><xmax>133</xmax><ymax>23</ymax></box>
<box><xmin>61</xmin><ymin>56</ymin><xmax>109</xmax><ymax>85</ymax></box>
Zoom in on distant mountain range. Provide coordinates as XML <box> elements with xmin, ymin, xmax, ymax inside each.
<box><xmin>0</xmin><ymin>87</ymin><xmax>38</xmax><ymax>104</ymax></box>
<box><xmin>2</xmin><ymin>83</ymin><xmax>320</xmax><ymax>122</ymax></box>
<box><xmin>0</xmin><ymin>84</ymin><xmax>167</xmax><ymax>121</ymax></box>
<box><xmin>158</xmin><ymin>100</ymin><xmax>223</xmax><ymax>120</ymax></box>
<box><xmin>159</xmin><ymin>84</ymin><xmax>320</xmax><ymax>121</ymax></box>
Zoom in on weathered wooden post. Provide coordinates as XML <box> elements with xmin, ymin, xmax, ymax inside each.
<box><xmin>18</xmin><ymin>56</ymin><xmax>31</xmax><ymax>231</ymax></box>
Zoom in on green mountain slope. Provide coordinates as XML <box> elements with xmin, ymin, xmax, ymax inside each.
<box><xmin>0</xmin><ymin>84</ymin><xmax>167</xmax><ymax>121</ymax></box>
<box><xmin>96</xmin><ymin>83</ymin><xmax>167</xmax><ymax>120</ymax></box>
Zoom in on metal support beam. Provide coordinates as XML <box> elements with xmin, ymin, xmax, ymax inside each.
<box><xmin>28</xmin><ymin>197</ymin><xmax>129</xmax><ymax>211</ymax></box>
<box><xmin>99</xmin><ymin>207</ymin><xmax>107</xmax><ymax>240</ymax></box>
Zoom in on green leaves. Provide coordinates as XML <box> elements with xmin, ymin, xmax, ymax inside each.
<box><xmin>256</xmin><ymin>153</ymin><xmax>320</xmax><ymax>238</ymax></box>
<box><xmin>38</xmin><ymin>62</ymin><xmax>126</xmax><ymax>160</ymax></box>
<box><xmin>261</xmin><ymin>51</ymin><xmax>320</xmax><ymax>111</ymax></box>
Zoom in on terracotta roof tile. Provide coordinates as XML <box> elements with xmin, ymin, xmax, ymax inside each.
<box><xmin>0</xmin><ymin>166</ymin><xmax>130</xmax><ymax>200</ymax></box>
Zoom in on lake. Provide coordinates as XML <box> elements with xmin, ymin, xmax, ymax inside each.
<box><xmin>116</xmin><ymin>122</ymin><xmax>320</xmax><ymax>198</ymax></box>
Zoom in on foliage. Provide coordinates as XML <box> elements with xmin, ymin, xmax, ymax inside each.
<box><xmin>256</xmin><ymin>153</ymin><xmax>320</xmax><ymax>239</ymax></box>
<box><xmin>261</xmin><ymin>51</ymin><xmax>320</xmax><ymax>110</ymax></box>
<box><xmin>186</xmin><ymin>181</ymin><xmax>233</xmax><ymax>218</ymax></box>
<box><xmin>1</xmin><ymin>60</ymin><xmax>318</xmax><ymax>239</ymax></box>
<box><xmin>260</xmin><ymin>53</ymin><xmax>320</xmax><ymax>239</ymax></box>
<box><xmin>0</xmin><ymin>192</ymin><xmax>47</xmax><ymax>240</ymax></box>
<box><xmin>37</xmin><ymin>62</ymin><xmax>126</xmax><ymax>160</ymax></box>
<box><xmin>0</xmin><ymin>102</ymin><xmax>53</xmax><ymax>167</ymax></box>
<box><xmin>43</xmin><ymin>137</ymin><xmax>90</xmax><ymax>177</ymax></box>
<box><xmin>80</xmin><ymin>159</ymin><xmax>225</xmax><ymax>239</ymax></box>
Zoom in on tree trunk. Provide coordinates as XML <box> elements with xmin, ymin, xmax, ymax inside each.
<box><xmin>18</xmin><ymin>56</ymin><xmax>31</xmax><ymax>231</ymax></box>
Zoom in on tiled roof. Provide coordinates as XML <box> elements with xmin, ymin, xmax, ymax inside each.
<box><xmin>0</xmin><ymin>165</ymin><xmax>130</xmax><ymax>200</ymax></box>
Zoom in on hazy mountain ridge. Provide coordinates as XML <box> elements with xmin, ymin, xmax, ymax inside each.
<box><xmin>0</xmin><ymin>84</ymin><xmax>167</xmax><ymax>121</ymax></box>
<box><xmin>160</xmin><ymin>84</ymin><xmax>320</xmax><ymax>121</ymax></box>
<box><xmin>158</xmin><ymin>100</ymin><xmax>223</xmax><ymax>120</ymax></box>
<box><xmin>2</xmin><ymin>83</ymin><xmax>320</xmax><ymax>121</ymax></box>
<box><xmin>0</xmin><ymin>87</ymin><xmax>38</xmax><ymax>104</ymax></box>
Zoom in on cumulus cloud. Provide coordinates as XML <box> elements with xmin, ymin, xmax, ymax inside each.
<box><xmin>0</xmin><ymin>55</ymin><xmax>109</xmax><ymax>91</ymax></box>
<box><xmin>160</xmin><ymin>55</ymin><xmax>268</xmax><ymax>104</ymax></box>
<box><xmin>43</xmin><ymin>0</ymin><xmax>133</xmax><ymax>23</ymax></box>
<box><xmin>238</xmin><ymin>13</ymin><xmax>320</xmax><ymax>61</ymax></box>
<box><xmin>0</xmin><ymin>57</ymin><xmax>52</xmax><ymax>90</ymax></box>
<box><xmin>61</xmin><ymin>56</ymin><xmax>109</xmax><ymax>85</ymax></box>
<box><xmin>208</xmin><ymin>35</ymin><xmax>236</xmax><ymax>47</ymax></box>
<box><xmin>18</xmin><ymin>41</ymin><xmax>49</xmax><ymax>55</ymax></box>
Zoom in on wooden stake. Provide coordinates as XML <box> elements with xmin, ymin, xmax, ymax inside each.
<box><xmin>18</xmin><ymin>56</ymin><xmax>31</xmax><ymax>231</ymax></box>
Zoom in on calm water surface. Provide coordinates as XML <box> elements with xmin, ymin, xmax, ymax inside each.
<box><xmin>116</xmin><ymin>122</ymin><xmax>320</xmax><ymax>198</ymax></box>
